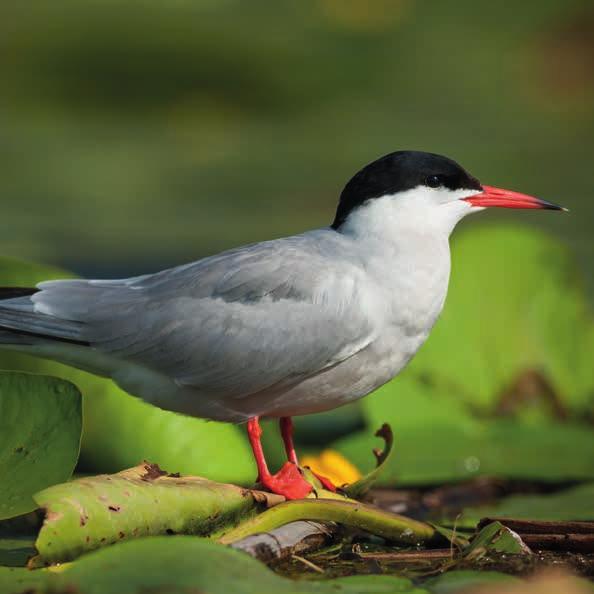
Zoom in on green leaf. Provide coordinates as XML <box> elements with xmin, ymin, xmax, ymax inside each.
<box><xmin>336</xmin><ymin>418</ymin><xmax>594</xmax><ymax>486</ymax></box>
<box><xmin>0</xmin><ymin>536</ymin><xmax>36</xmax><ymax>568</ymax></box>
<box><xmin>0</xmin><ymin>256</ymin><xmax>255</xmax><ymax>485</ymax></box>
<box><xmin>31</xmin><ymin>463</ymin><xmax>274</xmax><ymax>565</ymax></box>
<box><xmin>414</xmin><ymin>225</ymin><xmax>594</xmax><ymax>412</ymax></box>
<box><xmin>424</xmin><ymin>570</ymin><xmax>520</xmax><ymax>594</ymax></box>
<box><xmin>1</xmin><ymin>536</ymin><xmax>427</xmax><ymax>594</ymax></box>
<box><xmin>0</xmin><ymin>371</ymin><xmax>82</xmax><ymax>519</ymax></box>
<box><xmin>459</xmin><ymin>482</ymin><xmax>594</xmax><ymax>527</ymax></box>
<box><xmin>79</xmin><ymin>382</ymin><xmax>256</xmax><ymax>484</ymax></box>
<box><xmin>462</xmin><ymin>521</ymin><xmax>531</xmax><ymax>561</ymax></box>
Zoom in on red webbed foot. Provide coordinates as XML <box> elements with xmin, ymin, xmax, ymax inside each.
<box><xmin>258</xmin><ymin>462</ymin><xmax>313</xmax><ymax>500</ymax></box>
<box><xmin>311</xmin><ymin>471</ymin><xmax>337</xmax><ymax>492</ymax></box>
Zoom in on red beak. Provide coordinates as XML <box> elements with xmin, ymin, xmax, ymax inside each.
<box><xmin>464</xmin><ymin>185</ymin><xmax>567</xmax><ymax>211</ymax></box>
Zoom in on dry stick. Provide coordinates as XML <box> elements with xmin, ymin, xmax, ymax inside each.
<box><xmin>291</xmin><ymin>554</ymin><xmax>325</xmax><ymax>574</ymax></box>
<box><xmin>478</xmin><ymin>518</ymin><xmax>594</xmax><ymax>554</ymax></box>
<box><xmin>520</xmin><ymin>534</ymin><xmax>594</xmax><ymax>554</ymax></box>
<box><xmin>355</xmin><ymin>549</ymin><xmax>453</xmax><ymax>562</ymax></box>
<box><xmin>478</xmin><ymin>518</ymin><xmax>594</xmax><ymax>534</ymax></box>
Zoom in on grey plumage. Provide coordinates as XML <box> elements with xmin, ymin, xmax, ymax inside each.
<box><xmin>0</xmin><ymin>230</ymin><xmax>381</xmax><ymax>422</ymax></box>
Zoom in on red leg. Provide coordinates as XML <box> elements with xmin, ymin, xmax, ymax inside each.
<box><xmin>246</xmin><ymin>417</ymin><xmax>269</xmax><ymax>482</ymax></box>
<box><xmin>280</xmin><ymin>417</ymin><xmax>298</xmax><ymax>465</ymax></box>
<box><xmin>279</xmin><ymin>416</ymin><xmax>337</xmax><ymax>492</ymax></box>
<box><xmin>246</xmin><ymin>417</ymin><xmax>312</xmax><ymax>500</ymax></box>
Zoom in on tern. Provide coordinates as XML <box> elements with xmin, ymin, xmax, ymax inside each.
<box><xmin>0</xmin><ymin>151</ymin><xmax>564</xmax><ymax>499</ymax></box>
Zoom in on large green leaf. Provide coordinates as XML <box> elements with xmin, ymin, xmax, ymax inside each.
<box><xmin>424</xmin><ymin>571</ymin><xmax>520</xmax><ymax>594</ymax></box>
<box><xmin>0</xmin><ymin>256</ymin><xmax>255</xmax><ymax>485</ymax></box>
<box><xmin>458</xmin><ymin>482</ymin><xmax>594</xmax><ymax>527</ymax></box>
<box><xmin>337</xmin><ymin>416</ymin><xmax>594</xmax><ymax>486</ymax></box>
<box><xmin>0</xmin><ymin>536</ymin><xmax>427</xmax><ymax>594</ymax></box>
<box><xmin>79</xmin><ymin>382</ymin><xmax>255</xmax><ymax>484</ymax></box>
<box><xmin>0</xmin><ymin>372</ymin><xmax>81</xmax><ymax>519</ymax></box>
<box><xmin>337</xmin><ymin>226</ymin><xmax>594</xmax><ymax>484</ymax></box>
<box><xmin>0</xmin><ymin>536</ymin><xmax>36</xmax><ymax>568</ymax></box>
<box><xmin>412</xmin><ymin>225</ymin><xmax>594</xmax><ymax>411</ymax></box>
<box><xmin>32</xmin><ymin>463</ymin><xmax>273</xmax><ymax>565</ymax></box>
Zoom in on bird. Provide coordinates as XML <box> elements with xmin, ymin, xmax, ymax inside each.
<box><xmin>0</xmin><ymin>150</ymin><xmax>565</xmax><ymax>499</ymax></box>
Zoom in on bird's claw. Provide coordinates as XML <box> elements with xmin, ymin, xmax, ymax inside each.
<box><xmin>258</xmin><ymin>462</ymin><xmax>313</xmax><ymax>500</ymax></box>
<box><xmin>311</xmin><ymin>471</ymin><xmax>338</xmax><ymax>492</ymax></box>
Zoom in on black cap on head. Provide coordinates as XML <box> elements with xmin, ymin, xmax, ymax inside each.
<box><xmin>332</xmin><ymin>151</ymin><xmax>482</xmax><ymax>229</ymax></box>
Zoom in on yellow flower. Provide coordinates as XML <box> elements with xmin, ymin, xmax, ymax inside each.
<box><xmin>301</xmin><ymin>450</ymin><xmax>361</xmax><ymax>487</ymax></box>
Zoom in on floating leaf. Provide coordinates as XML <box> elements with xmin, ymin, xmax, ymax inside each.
<box><xmin>1</xmin><ymin>536</ymin><xmax>428</xmax><ymax>593</ymax></box>
<box><xmin>0</xmin><ymin>371</ymin><xmax>81</xmax><ymax>519</ymax></box>
<box><xmin>459</xmin><ymin>482</ymin><xmax>594</xmax><ymax>527</ymax></box>
<box><xmin>31</xmin><ymin>462</ymin><xmax>276</xmax><ymax>565</ymax></box>
<box><xmin>336</xmin><ymin>418</ymin><xmax>594</xmax><ymax>486</ymax></box>
<box><xmin>79</xmin><ymin>382</ymin><xmax>255</xmax><ymax>484</ymax></box>
<box><xmin>424</xmin><ymin>570</ymin><xmax>520</xmax><ymax>594</ymax></box>
<box><xmin>0</xmin><ymin>536</ymin><xmax>36</xmax><ymax>568</ymax></box>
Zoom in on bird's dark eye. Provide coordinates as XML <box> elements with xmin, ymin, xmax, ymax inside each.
<box><xmin>425</xmin><ymin>175</ymin><xmax>443</xmax><ymax>188</ymax></box>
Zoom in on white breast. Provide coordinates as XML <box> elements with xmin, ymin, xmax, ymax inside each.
<box><xmin>255</xmin><ymin>226</ymin><xmax>452</xmax><ymax>418</ymax></box>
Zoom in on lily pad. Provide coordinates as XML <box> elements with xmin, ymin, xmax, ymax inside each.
<box><xmin>32</xmin><ymin>462</ymin><xmax>273</xmax><ymax>565</ymax></box>
<box><xmin>0</xmin><ymin>371</ymin><xmax>82</xmax><ymax>519</ymax></box>
<box><xmin>424</xmin><ymin>570</ymin><xmax>520</xmax><ymax>594</ymax></box>
<box><xmin>459</xmin><ymin>482</ymin><xmax>594</xmax><ymax>527</ymax></box>
<box><xmin>336</xmin><ymin>417</ymin><xmax>594</xmax><ymax>486</ymax></box>
<box><xmin>0</xmin><ymin>536</ymin><xmax>428</xmax><ymax>594</ymax></box>
<box><xmin>0</xmin><ymin>536</ymin><xmax>36</xmax><ymax>567</ymax></box>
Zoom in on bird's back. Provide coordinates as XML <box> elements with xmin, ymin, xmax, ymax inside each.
<box><xmin>0</xmin><ymin>229</ymin><xmax>383</xmax><ymax>421</ymax></box>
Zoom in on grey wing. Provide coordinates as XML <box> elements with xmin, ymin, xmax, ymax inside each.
<box><xmin>29</xmin><ymin>233</ymin><xmax>376</xmax><ymax>404</ymax></box>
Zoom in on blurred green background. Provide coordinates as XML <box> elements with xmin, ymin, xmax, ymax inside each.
<box><xmin>1</xmin><ymin>0</ymin><xmax>592</xmax><ymax>288</ymax></box>
<box><xmin>0</xmin><ymin>0</ymin><xmax>593</xmax><ymax>486</ymax></box>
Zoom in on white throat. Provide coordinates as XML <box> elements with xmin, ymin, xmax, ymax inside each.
<box><xmin>338</xmin><ymin>186</ymin><xmax>478</xmax><ymax>244</ymax></box>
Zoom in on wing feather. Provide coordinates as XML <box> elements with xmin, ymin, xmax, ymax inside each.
<box><xmin>30</xmin><ymin>231</ymin><xmax>376</xmax><ymax>401</ymax></box>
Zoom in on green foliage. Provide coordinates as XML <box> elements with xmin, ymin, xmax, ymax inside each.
<box><xmin>79</xmin><ymin>382</ymin><xmax>255</xmax><ymax>484</ymax></box>
<box><xmin>336</xmin><ymin>226</ymin><xmax>594</xmax><ymax>485</ymax></box>
<box><xmin>423</xmin><ymin>571</ymin><xmax>520</xmax><ymax>594</ymax></box>
<box><xmin>462</xmin><ymin>522</ymin><xmax>531</xmax><ymax>560</ymax></box>
<box><xmin>0</xmin><ymin>372</ymin><xmax>81</xmax><ymax>519</ymax></box>
<box><xmin>0</xmin><ymin>536</ymin><xmax>426</xmax><ymax>594</ymax></box>
<box><xmin>459</xmin><ymin>482</ymin><xmax>594</xmax><ymax>527</ymax></box>
<box><xmin>1</xmin><ymin>0</ymin><xmax>592</xmax><ymax>283</ymax></box>
<box><xmin>32</xmin><ymin>463</ymin><xmax>269</xmax><ymax>565</ymax></box>
<box><xmin>0</xmin><ymin>536</ymin><xmax>35</xmax><ymax>568</ymax></box>
<box><xmin>414</xmin><ymin>225</ymin><xmax>593</xmax><ymax>411</ymax></box>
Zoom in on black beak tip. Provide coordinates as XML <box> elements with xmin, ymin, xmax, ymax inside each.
<box><xmin>544</xmin><ymin>200</ymin><xmax>568</xmax><ymax>212</ymax></box>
